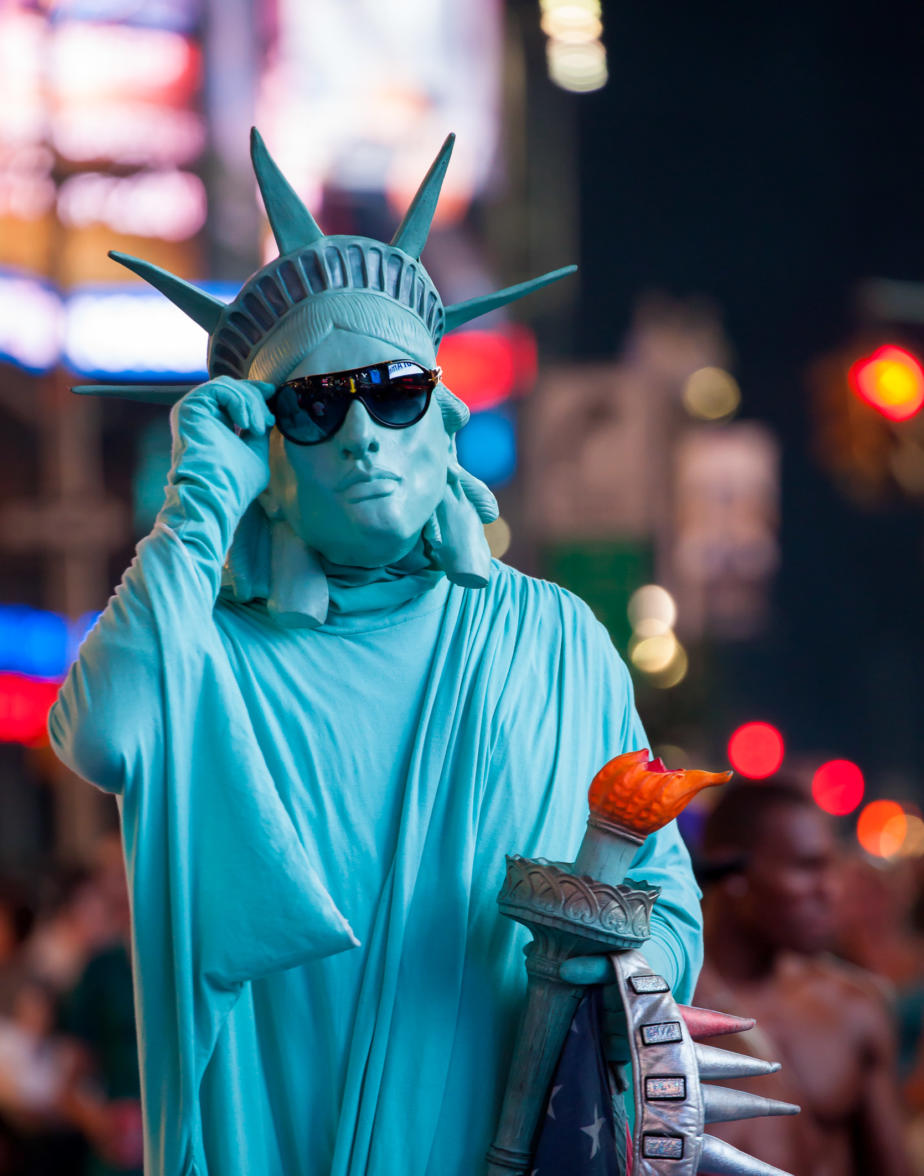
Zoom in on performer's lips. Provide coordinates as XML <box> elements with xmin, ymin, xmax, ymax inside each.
<box><xmin>337</xmin><ymin>468</ymin><xmax>402</xmax><ymax>500</ymax></box>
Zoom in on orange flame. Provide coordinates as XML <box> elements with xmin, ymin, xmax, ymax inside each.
<box><xmin>588</xmin><ymin>749</ymin><xmax>731</xmax><ymax>836</ymax></box>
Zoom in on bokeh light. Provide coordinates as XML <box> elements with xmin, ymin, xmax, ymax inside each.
<box><xmin>627</xmin><ymin>584</ymin><xmax>677</xmax><ymax>636</ymax></box>
<box><xmin>540</xmin><ymin>6</ymin><xmax>603</xmax><ymax>42</ymax></box>
<box><xmin>849</xmin><ymin>345</ymin><xmax>924</xmax><ymax>422</ymax></box>
<box><xmin>899</xmin><ymin>814</ymin><xmax>924</xmax><ymax>858</ymax></box>
<box><xmin>629</xmin><ymin>631</ymin><xmax>678</xmax><ymax>674</ymax></box>
<box><xmin>682</xmin><ymin>366</ymin><xmax>741</xmax><ymax>421</ymax></box>
<box><xmin>453</xmin><ymin>409</ymin><xmax>517</xmax><ymax>487</ymax></box>
<box><xmin>856</xmin><ymin>800</ymin><xmax>907</xmax><ymax>858</ymax></box>
<box><xmin>811</xmin><ymin>759</ymin><xmax>865</xmax><ymax>816</ymax></box>
<box><xmin>484</xmin><ymin>517</ymin><xmax>512</xmax><ymax>559</ymax></box>
<box><xmin>546</xmin><ymin>39</ymin><xmax>607</xmax><ymax>92</ymax></box>
<box><xmin>650</xmin><ymin>642</ymin><xmax>689</xmax><ymax>689</ymax></box>
<box><xmin>0</xmin><ymin>674</ymin><xmax>59</xmax><ymax>746</ymax></box>
<box><xmin>727</xmin><ymin>722</ymin><xmax>785</xmax><ymax>779</ymax></box>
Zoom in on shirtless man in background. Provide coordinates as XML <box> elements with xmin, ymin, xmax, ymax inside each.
<box><xmin>694</xmin><ymin>781</ymin><xmax>911</xmax><ymax>1176</ymax></box>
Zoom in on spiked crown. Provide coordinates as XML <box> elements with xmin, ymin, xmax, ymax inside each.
<box><xmin>80</xmin><ymin>130</ymin><xmax>576</xmax><ymax>401</ymax></box>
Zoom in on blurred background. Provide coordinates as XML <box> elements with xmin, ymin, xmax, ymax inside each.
<box><xmin>0</xmin><ymin>0</ymin><xmax>923</xmax><ymax>1172</ymax></box>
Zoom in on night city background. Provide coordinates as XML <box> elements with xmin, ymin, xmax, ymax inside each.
<box><xmin>0</xmin><ymin>0</ymin><xmax>921</xmax><ymax>877</ymax></box>
<box><xmin>0</xmin><ymin>1</ymin><xmax>924</xmax><ymax>1173</ymax></box>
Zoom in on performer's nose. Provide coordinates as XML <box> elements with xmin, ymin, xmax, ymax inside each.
<box><xmin>339</xmin><ymin>400</ymin><xmax>380</xmax><ymax>458</ymax></box>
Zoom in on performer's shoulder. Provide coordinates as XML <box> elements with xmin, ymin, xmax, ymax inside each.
<box><xmin>485</xmin><ymin>560</ymin><xmax>602</xmax><ymax>632</ymax></box>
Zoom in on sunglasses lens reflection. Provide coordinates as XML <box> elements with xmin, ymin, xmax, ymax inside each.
<box><xmin>272</xmin><ymin>361</ymin><xmax>436</xmax><ymax>444</ymax></box>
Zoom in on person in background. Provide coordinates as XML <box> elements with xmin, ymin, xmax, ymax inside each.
<box><xmin>835</xmin><ymin>856</ymin><xmax>924</xmax><ymax>1084</ymax></box>
<box><xmin>0</xmin><ymin>882</ymin><xmax>85</xmax><ymax>1175</ymax></box>
<box><xmin>694</xmin><ymin>780</ymin><xmax>912</xmax><ymax>1176</ymax></box>
<box><xmin>23</xmin><ymin>865</ymin><xmax>112</xmax><ymax>998</ymax></box>
<box><xmin>0</xmin><ymin>883</ymin><xmax>35</xmax><ymax>1175</ymax></box>
<box><xmin>58</xmin><ymin>833</ymin><xmax>142</xmax><ymax>1176</ymax></box>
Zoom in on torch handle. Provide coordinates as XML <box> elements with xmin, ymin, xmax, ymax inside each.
<box><xmin>572</xmin><ymin>818</ymin><xmax>644</xmax><ymax>886</ymax></box>
<box><xmin>486</xmin><ymin>944</ymin><xmax>585</xmax><ymax>1175</ymax></box>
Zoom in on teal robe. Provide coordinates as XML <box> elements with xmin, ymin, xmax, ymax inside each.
<box><xmin>49</xmin><ymin>468</ymin><xmax>702</xmax><ymax>1176</ymax></box>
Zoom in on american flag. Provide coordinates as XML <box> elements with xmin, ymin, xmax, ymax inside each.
<box><xmin>531</xmin><ymin>988</ymin><xmax>630</xmax><ymax>1175</ymax></box>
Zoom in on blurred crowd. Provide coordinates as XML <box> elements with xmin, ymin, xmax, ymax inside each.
<box><xmin>0</xmin><ymin>832</ymin><xmax>140</xmax><ymax>1176</ymax></box>
<box><xmin>1</xmin><ymin>785</ymin><xmax>923</xmax><ymax>1175</ymax></box>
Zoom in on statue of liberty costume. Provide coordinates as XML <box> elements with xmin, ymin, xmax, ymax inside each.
<box><xmin>48</xmin><ymin>132</ymin><xmax>703</xmax><ymax>1176</ymax></box>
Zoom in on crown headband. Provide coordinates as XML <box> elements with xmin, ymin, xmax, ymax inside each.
<box><xmin>74</xmin><ymin>129</ymin><xmax>576</xmax><ymax>404</ymax></box>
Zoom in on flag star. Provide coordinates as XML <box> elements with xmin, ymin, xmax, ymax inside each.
<box><xmin>580</xmin><ymin>1104</ymin><xmax>605</xmax><ymax>1159</ymax></box>
<box><xmin>546</xmin><ymin>1084</ymin><xmax>563</xmax><ymax>1119</ymax></box>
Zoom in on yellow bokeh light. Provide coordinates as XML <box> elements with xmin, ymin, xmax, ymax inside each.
<box><xmin>651</xmin><ymin>642</ymin><xmax>689</xmax><ymax>689</ymax></box>
<box><xmin>876</xmin><ymin>359</ymin><xmax>919</xmax><ymax>408</ymax></box>
<box><xmin>899</xmin><ymin>814</ymin><xmax>924</xmax><ymax>858</ymax></box>
<box><xmin>484</xmin><ymin>517</ymin><xmax>511</xmax><ymax>560</ymax></box>
<box><xmin>540</xmin><ymin>0</ymin><xmax>601</xmax><ymax>14</ymax></box>
<box><xmin>630</xmin><ymin>631</ymin><xmax>678</xmax><ymax>675</ymax></box>
<box><xmin>540</xmin><ymin>6</ymin><xmax>603</xmax><ymax>42</ymax></box>
<box><xmin>628</xmin><ymin>584</ymin><xmax>677</xmax><ymax>634</ymax></box>
<box><xmin>546</xmin><ymin>39</ymin><xmax>607</xmax><ymax>93</ymax></box>
<box><xmin>682</xmin><ymin>366</ymin><xmax>741</xmax><ymax>421</ymax></box>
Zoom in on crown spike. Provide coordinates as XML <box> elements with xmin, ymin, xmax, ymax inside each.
<box><xmin>698</xmin><ymin>1134</ymin><xmax>796</xmax><ymax>1176</ymax></box>
<box><xmin>109</xmin><ymin>252</ymin><xmax>225</xmax><ymax>333</ymax></box>
<box><xmin>250</xmin><ymin>127</ymin><xmax>324</xmax><ymax>254</ymax></box>
<box><xmin>72</xmin><ymin>383</ymin><xmax>196</xmax><ymax>404</ymax></box>
<box><xmin>702</xmin><ymin>1084</ymin><xmax>801</xmax><ymax>1125</ymax></box>
<box><xmin>390</xmin><ymin>133</ymin><xmax>455</xmax><ymax>259</ymax></box>
<box><xmin>443</xmin><ymin>265</ymin><xmax>577</xmax><ymax>333</ymax></box>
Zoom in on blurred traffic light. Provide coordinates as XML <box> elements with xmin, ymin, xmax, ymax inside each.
<box><xmin>811</xmin><ymin>338</ymin><xmax>924</xmax><ymax>504</ymax></box>
<box><xmin>848</xmin><ymin>345</ymin><xmax>924</xmax><ymax>422</ymax></box>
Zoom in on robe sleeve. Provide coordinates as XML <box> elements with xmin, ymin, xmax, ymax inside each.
<box><xmin>48</xmin><ymin>416</ymin><xmax>357</xmax><ymax>1176</ymax></box>
<box><xmin>488</xmin><ymin>573</ymin><xmax>704</xmax><ymax>1006</ymax></box>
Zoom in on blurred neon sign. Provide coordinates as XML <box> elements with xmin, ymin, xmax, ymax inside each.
<box><xmin>0</xmin><ymin>606</ymin><xmax>100</xmax><ymax>745</ymax></box>
<box><xmin>0</xmin><ymin>674</ymin><xmax>61</xmax><ymax>746</ymax></box>
<box><xmin>57</xmin><ymin>169</ymin><xmax>207</xmax><ymax>241</ymax></box>
<box><xmin>0</xmin><ymin>272</ymin><xmax>62</xmax><ymax>372</ymax></box>
<box><xmin>437</xmin><ymin>326</ymin><xmax>537</xmax><ymax>414</ymax></box>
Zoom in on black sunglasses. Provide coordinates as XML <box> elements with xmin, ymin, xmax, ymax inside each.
<box><xmin>268</xmin><ymin>359</ymin><xmax>441</xmax><ymax>446</ymax></box>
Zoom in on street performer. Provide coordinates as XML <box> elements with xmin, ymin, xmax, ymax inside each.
<box><xmin>49</xmin><ymin>130</ymin><xmax>703</xmax><ymax>1176</ymax></box>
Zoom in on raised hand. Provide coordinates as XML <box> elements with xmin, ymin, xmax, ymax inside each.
<box><xmin>167</xmin><ymin>378</ymin><xmax>276</xmax><ymax>523</ymax></box>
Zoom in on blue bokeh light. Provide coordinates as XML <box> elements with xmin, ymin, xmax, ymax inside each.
<box><xmin>0</xmin><ymin>606</ymin><xmax>103</xmax><ymax>680</ymax></box>
<box><xmin>456</xmin><ymin>408</ymin><xmax>517</xmax><ymax>488</ymax></box>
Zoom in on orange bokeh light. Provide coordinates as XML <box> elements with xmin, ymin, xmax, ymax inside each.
<box><xmin>849</xmin><ymin>345</ymin><xmax>924</xmax><ymax>422</ymax></box>
<box><xmin>856</xmin><ymin>800</ymin><xmax>907</xmax><ymax>858</ymax></box>
<box><xmin>727</xmin><ymin>722</ymin><xmax>784</xmax><ymax>780</ymax></box>
<box><xmin>811</xmin><ymin>759</ymin><xmax>864</xmax><ymax>816</ymax></box>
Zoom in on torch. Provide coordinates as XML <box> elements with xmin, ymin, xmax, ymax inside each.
<box><xmin>485</xmin><ymin>749</ymin><xmax>730</xmax><ymax>1176</ymax></box>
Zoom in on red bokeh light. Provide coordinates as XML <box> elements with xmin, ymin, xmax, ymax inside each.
<box><xmin>849</xmin><ymin>345</ymin><xmax>924</xmax><ymax>422</ymax></box>
<box><xmin>811</xmin><ymin>759</ymin><xmax>865</xmax><ymax>816</ymax></box>
<box><xmin>436</xmin><ymin>326</ymin><xmax>537</xmax><ymax>413</ymax></box>
<box><xmin>0</xmin><ymin>673</ymin><xmax>59</xmax><ymax>746</ymax></box>
<box><xmin>727</xmin><ymin>722</ymin><xmax>785</xmax><ymax>779</ymax></box>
